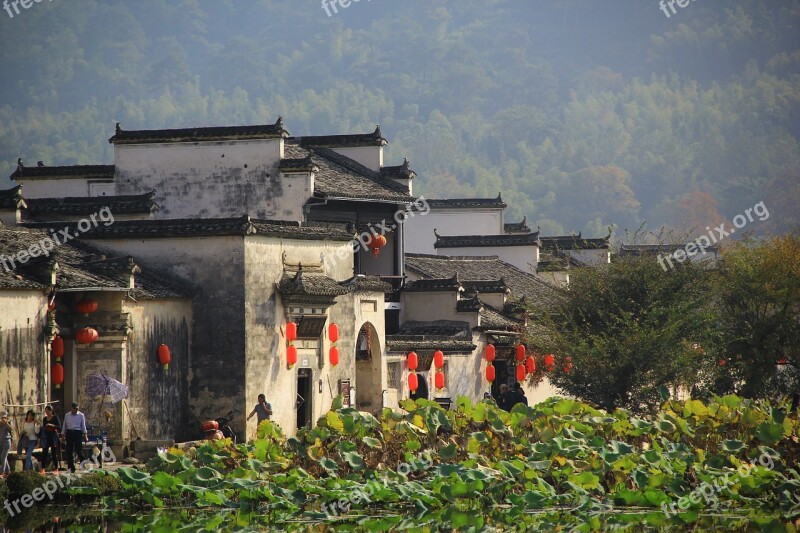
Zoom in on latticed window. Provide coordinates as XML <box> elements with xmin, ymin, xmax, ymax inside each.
<box><xmin>387</xmin><ymin>362</ymin><xmax>401</xmax><ymax>389</ymax></box>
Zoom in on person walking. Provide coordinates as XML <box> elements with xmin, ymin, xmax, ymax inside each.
<box><xmin>62</xmin><ymin>402</ymin><xmax>88</xmax><ymax>473</ymax></box>
<box><xmin>21</xmin><ymin>410</ymin><xmax>40</xmax><ymax>471</ymax></box>
<box><xmin>0</xmin><ymin>411</ymin><xmax>12</xmax><ymax>478</ymax></box>
<box><xmin>247</xmin><ymin>394</ymin><xmax>273</xmax><ymax>425</ymax></box>
<box><xmin>40</xmin><ymin>405</ymin><xmax>62</xmax><ymax>471</ymax></box>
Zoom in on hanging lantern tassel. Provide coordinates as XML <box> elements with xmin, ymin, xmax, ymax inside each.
<box><xmin>516</xmin><ymin>364</ymin><xmax>527</xmax><ymax>382</ymax></box>
<box><xmin>486</xmin><ymin>364</ymin><xmax>496</xmax><ymax>383</ymax></box>
<box><xmin>408</xmin><ymin>372</ymin><xmax>419</xmax><ymax>392</ymax></box>
<box><xmin>158</xmin><ymin>344</ymin><xmax>171</xmax><ymax>371</ymax></box>
<box><xmin>329</xmin><ymin>346</ymin><xmax>339</xmax><ymax>367</ymax></box>
<box><xmin>435</xmin><ymin>370</ymin><xmax>445</xmax><ymax>390</ymax></box>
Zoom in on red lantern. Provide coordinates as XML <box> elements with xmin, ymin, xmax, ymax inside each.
<box><xmin>485</xmin><ymin>344</ymin><xmax>495</xmax><ymax>363</ymax></box>
<box><xmin>525</xmin><ymin>355</ymin><xmax>536</xmax><ymax>374</ymax></box>
<box><xmin>435</xmin><ymin>371</ymin><xmax>445</xmax><ymax>390</ymax></box>
<box><xmin>408</xmin><ymin>372</ymin><xmax>419</xmax><ymax>392</ymax></box>
<box><xmin>329</xmin><ymin>323</ymin><xmax>339</xmax><ymax>343</ymax></box>
<box><xmin>544</xmin><ymin>354</ymin><xmax>555</xmax><ymax>371</ymax></box>
<box><xmin>516</xmin><ymin>344</ymin><xmax>526</xmax><ymax>362</ymax></box>
<box><xmin>158</xmin><ymin>344</ymin><xmax>171</xmax><ymax>371</ymax></box>
<box><xmin>367</xmin><ymin>233</ymin><xmax>387</xmax><ymax>257</ymax></box>
<box><xmin>486</xmin><ymin>364</ymin><xmax>496</xmax><ymax>382</ymax></box>
<box><xmin>75</xmin><ymin>297</ymin><xmax>98</xmax><ymax>316</ymax></box>
<box><xmin>717</xmin><ymin>359</ymin><xmax>726</xmax><ymax>367</ymax></box>
<box><xmin>516</xmin><ymin>364</ymin><xmax>526</xmax><ymax>382</ymax></box>
<box><xmin>407</xmin><ymin>351</ymin><xmax>418</xmax><ymax>371</ymax></box>
<box><xmin>777</xmin><ymin>357</ymin><xmax>789</xmax><ymax>365</ymax></box>
<box><xmin>75</xmin><ymin>327</ymin><xmax>99</xmax><ymax>344</ymax></box>
<box><xmin>563</xmin><ymin>356</ymin><xmax>573</xmax><ymax>374</ymax></box>
<box><xmin>329</xmin><ymin>346</ymin><xmax>340</xmax><ymax>366</ymax></box>
<box><xmin>286</xmin><ymin>322</ymin><xmax>297</xmax><ymax>342</ymax></box>
<box><xmin>52</xmin><ymin>363</ymin><xmax>64</xmax><ymax>389</ymax></box>
<box><xmin>287</xmin><ymin>345</ymin><xmax>298</xmax><ymax>367</ymax></box>
<box><xmin>51</xmin><ymin>336</ymin><xmax>64</xmax><ymax>361</ymax></box>
<box><xmin>433</xmin><ymin>350</ymin><xmax>444</xmax><ymax>370</ymax></box>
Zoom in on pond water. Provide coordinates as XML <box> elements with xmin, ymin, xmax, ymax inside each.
<box><xmin>1</xmin><ymin>506</ymin><xmax>795</xmax><ymax>532</ymax></box>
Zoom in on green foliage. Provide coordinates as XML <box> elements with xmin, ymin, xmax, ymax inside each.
<box><xmin>5</xmin><ymin>471</ymin><xmax>47</xmax><ymax>500</ymax></box>
<box><xmin>95</xmin><ymin>396</ymin><xmax>799</xmax><ymax>529</ymax></box>
<box><xmin>67</xmin><ymin>471</ymin><xmax>122</xmax><ymax>496</ymax></box>
<box><xmin>532</xmin><ymin>254</ymin><xmax>720</xmax><ymax>411</ymax></box>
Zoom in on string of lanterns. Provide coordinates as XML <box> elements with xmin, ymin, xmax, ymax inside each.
<box><xmin>329</xmin><ymin>323</ymin><xmax>339</xmax><ymax>366</ymax></box>
<box><xmin>286</xmin><ymin>321</ymin><xmax>298</xmax><ymax>368</ymax></box>
<box><xmin>482</xmin><ymin>344</ymin><xmax>572</xmax><ymax>384</ymax></box>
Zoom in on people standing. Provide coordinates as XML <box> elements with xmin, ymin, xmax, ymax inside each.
<box><xmin>0</xmin><ymin>410</ymin><xmax>12</xmax><ymax>477</ymax></box>
<box><xmin>62</xmin><ymin>402</ymin><xmax>88</xmax><ymax>473</ymax></box>
<box><xmin>21</xmin><ymin>410</ymin><xmax>40</xmax><ymax>471</ymax></box>
<box><xmin>496</xmin><ymin>384</ymin><xmax>511</xmax><ymax>411</ymax></box>
<box><xmin>247</xmin><ymin>394</ymin><xmax>273</xmax><ymax>425</ymax></box>
<box><xmin>512</xmin><ymin>383</ymin><xmax>528</xmax><ymax>407</ymax></box>
<box><xmin>40</xmin><ymin>405</ymin><xmax>61</xmax><ymax>471</ymax></box>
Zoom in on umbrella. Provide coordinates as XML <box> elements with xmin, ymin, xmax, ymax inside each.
<box><xmin>86</xmin><ymin>373</ymin><xmax>129</xmax><ymax>404</ymax></box>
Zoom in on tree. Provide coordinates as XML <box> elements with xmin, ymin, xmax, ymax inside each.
<box><xmin>715</xmin><ymin>233</ymin><xmax>800</xmax><ymax>398</ymax></box>
<box><xmin>531</xmin><ymin>254</ymin><xmax>718</xmax><ymax>412</ymax></box>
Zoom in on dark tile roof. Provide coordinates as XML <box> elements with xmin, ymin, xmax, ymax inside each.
<box><xmin>278</xmin><ymin>268</ymin><xmax>349</xmax><ymax>297</ymax></box>
<box><xmin>405</xmin><ymin>253</ymin><xmax>555</xmax><ymax>307</ymax></box>
<box><xmin>540</xmin><ymin>233</ymin><xmax>611</xmax><ymax>251</ymax></box>
<box><xmin>386</xmin><ymin>336</ymin><xmax>476</xmax><ymax>355</ymax></box>
<box><xmin>456</xmin><ymin>294</ymin><xmax>483</xmax><ymax>312</ymax></box>
<box><xmin>434</xmin><ymin>231</ymin><xmax>540</xmax><ymax>249</ymax></box>
<box><xmin>10</xmin><ymin>163</ymin><xmax>114</xmax><ymax>181</ymax></box>
<box><xmin>22</xmin><ymin>216</ymin><xmax>353</xmax><ymax>242</ymax></box>
<box><xmin>294</xmin><ymin>125</ymin><xmax>387</xmax><ymax>148</ymax></box>
<box><xmin>0</xmin><ymin>186</ymin><xmax>26</xmax><ymax>210</ymax></box>
<box><xmin>403</xmin><ymin>274</ymin><xmax>461</xmax><ymax>292</ymax></box>
<box><xmin>380</xmin><ymin>158</ymin><xmax>416</xmax><ymax>180</ymax></box>
<box><xmin>536</xmin><ymin>254</ymin><xmax>571</xmax><ymax>272</ymax></box>
<box><xmin>479</xmin><ymin>303</ymin><xmax>522</xmax><ymax>331</ymax></box>
<box><xmin>504</xmin><ymin>216</ymin><xmax>531</xmax><ymax>234</ymax></box>
<box><xmin>426</xmin><ymin>193</ymin><xmax>506</xmax><ymax>209</ymax></box>
<box><xmin>618</xmin><ymin>244</ymin><xmax>719</xmax><ymax>257</ymax></box>
<box><xmin>284</xmin><ymin>142</ymin><xmax>413</xmax><ymax>204</ymax></box>
<box><xmin>462</xmin><ymin>279</ymin><xmax>509</xmax><ymax>293</ymax></box>
<box><xmin>279</xmin><ymin>155</ymin><xmax>319</xmax><ymax>173</ymax></box>
<box><xmin>108</xmin><ymin>118</ymin><xmax>288</xmax><ymax>145</ymax></box>
<box><xmin>0</xmin><ymin>227</ymin><xmax>188</xmax><ymax>298</ymax></box>
<box><xmin>24</xmin><ymin>192</ymin><xmax>158</xmax><ymax>217</ymax></box>
<box><xmin>344</xmin><ymin>275</ymin><xmax>393</xmax><ymax>293</ymax></box>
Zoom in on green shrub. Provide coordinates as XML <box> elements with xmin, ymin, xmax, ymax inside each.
<box><xmin>69</xmin><ymin>471</ymin><xmax>121</xmax><ymax>496</ymax></box>
<box><xmin>5</xmin><ymin>471</ymin><xmax>46</xmax><ymax>500</ymax></box>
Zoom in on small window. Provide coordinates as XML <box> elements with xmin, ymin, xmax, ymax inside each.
<box><xmin>387</xmin><ymin>362</ymin><xmax>401</xmax><ymax>389</ymax></box>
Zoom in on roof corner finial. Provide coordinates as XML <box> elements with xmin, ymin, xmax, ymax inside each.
<box><xmin>275</xmin><ymin>116</ymin><xmax>284</xmax><ymax>130</ymax></box>
<box><xmin>496</xmin><ymin>192</ymin><xmax>502</xmax><ymax>202</ymax></box>
<box><xmin>37</xmin><ymin>161</ymin><xmax>44</xmax><ymax>167</ymax></box>
<box><xmin>115</xmin><ymin>122</ymin><xmax>122</xmax><ymax>134</ymax></box>
<box><xmin>521</xmin><ymin>215</ymin><xmax>526</xmax><ymax>225</ymax></box>
<box><xmin>374</xmin><ymin>124</ymin><xmax>382</xmax><ymax>138</ymax></box>
<box><xmin>433</xmin><ymin>228</ymin><xmax>441</xmax><ymax>239</ymax></box>
<box><xmin>16</xmin><ymin>158</ymin><xmax>24</xmax><ymax>171</ymax></box>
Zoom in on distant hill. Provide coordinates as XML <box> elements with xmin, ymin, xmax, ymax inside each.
<box><xmin>1</xmin><ymin>0</ymin><xmax>798</xmax><ymax>235</ymax></box>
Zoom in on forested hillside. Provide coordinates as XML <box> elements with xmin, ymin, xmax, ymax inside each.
<box><xmin>1</xmin><ymin>0</ymin><xmax>798</xmax><ymax>236</ymax></box>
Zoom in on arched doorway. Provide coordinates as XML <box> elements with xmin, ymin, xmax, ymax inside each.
<box><xmin>355</xmin><ymin>322</ymin><xmax>383</xmax><ymax>415</ymax></box>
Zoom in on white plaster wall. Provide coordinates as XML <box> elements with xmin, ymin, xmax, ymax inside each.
<box><xmin>114</xmin><ymin>139</ymin><xmax>288</xmax><ymax>220</ymax></box>
<box><xmin>0</xmin><ymin>291</ymin><xmax>48</xmax><ymax>407</ymax></box>
<box><xmin>330</xmin><ymin>146</ymin><xmax>383</xmax><ymax>172</ymax></box>
<box><xmin>15</xmin><ymin>179</ymin><xmax>93</xmax><ymax>199</ymax></box>
<box><xmin>401</xmin><ymin>291</ymin><xmax>463</xmax><ymax>324</ymax></box>
<box><xmin>404</xmin><ymin>209</ymin><xmax>505</xmax><ymax>255</ymax></box>
<box><xmin>438</xmin><ymin>245</ymin><xmax>538</xmax><ymax>274</ymax></box>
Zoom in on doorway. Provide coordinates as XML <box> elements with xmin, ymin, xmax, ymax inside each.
<box><xmin>296</xmin><ymin>369</ymin><xmax>313</xmax><ymax>431</ymax></box>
